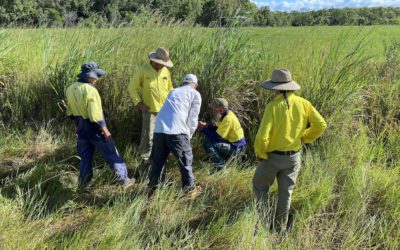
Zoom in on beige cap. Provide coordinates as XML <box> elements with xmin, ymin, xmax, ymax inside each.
<box><xmin>212</xmin><ymin>98</ymin><xmax>228</xmax><ymax>109</ymax></box>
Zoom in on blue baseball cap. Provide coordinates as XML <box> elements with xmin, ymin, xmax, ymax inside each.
<box><xmin>77</xmin><ymin>62</ymin><xmax>106</xmax><ymax>80</ymax></box>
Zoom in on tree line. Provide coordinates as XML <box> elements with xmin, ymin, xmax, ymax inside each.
<box><xmin>1</xmin><ymin>0</ymin><xmax>400</xmax><ymax>27</ymax></box>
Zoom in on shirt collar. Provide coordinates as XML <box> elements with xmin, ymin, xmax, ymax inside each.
<box><xmin>274</xmin><ymin>92</ymin><xmax>295</xmax><ymax>100</ymax></box>
<box><xmin>78</xmin><ymin>79</ymin><xmax>95</xmax><ymax>87</ymax></box>
<box><xmin>148</xmin><ymin>62</ymin><xmax>162</xmax><ymax>74</ymax></box>
<box><xmin>222</xmin><ymin>109</ymin><xmax>229</xmax><ymax>119</ymax></box>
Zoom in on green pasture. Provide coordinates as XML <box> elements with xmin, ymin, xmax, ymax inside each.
<box><xmin>0</xmin><ymin>24</ymin><xmax>399</xmax><ymax>249</ymax></box>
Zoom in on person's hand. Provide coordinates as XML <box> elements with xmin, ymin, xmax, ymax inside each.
<box><xmin>137</xmin><ymin>102</ymin><xmax>150</xmax><ymax>112</ymax></box>
<box><xmin>198</xmin><ymin>121</ymin><xmax>207</xmax><ymax>129</ymax></box>
<box><xmin>101</xmin><ymin>127</ymin><xmax>112</xmax><ymax>141</ymax></box>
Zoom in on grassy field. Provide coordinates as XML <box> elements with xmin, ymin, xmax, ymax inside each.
<box><xmin>1</xmin><ymin>23</ymin><xmax>400</xmax><ymax>249</ymax></box>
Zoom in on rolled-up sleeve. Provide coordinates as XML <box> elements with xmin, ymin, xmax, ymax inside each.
<box><xmin>187</xmin><ymin>91</ymin><xmax>202</xmax><ymax>138</ymax></box>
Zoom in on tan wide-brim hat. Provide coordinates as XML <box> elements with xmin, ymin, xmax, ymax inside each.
<box><xmin>261</xmin><ymin>69</ymin><xmax>301</xmax><ymax>91</ymax></box>
<box><xmin>148</xmin><ymin>47</ymin><xmax>174</xmax><ymax>68</ymax></box>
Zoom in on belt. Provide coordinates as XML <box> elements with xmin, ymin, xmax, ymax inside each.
<box><xmin>270</xmin><ymin>150</ymin><xmax>300</xmax><ymax>156</ymax></box>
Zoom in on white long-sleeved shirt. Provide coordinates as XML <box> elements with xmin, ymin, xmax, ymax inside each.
<box><xmin>154</xmin><ymin>85</ymin><xmax>202</xmax><ymax>138</ymax></box>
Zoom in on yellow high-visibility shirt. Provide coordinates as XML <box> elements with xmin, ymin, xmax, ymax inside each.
<box><xmin>65</xmin><ymin>82</ymin><xmax>105</xmax><ymax>127</ymax></box>
<box><xmin>254</xmin><ymin>93</ymin><xmax>327</xmax><ymax>159</ymax></box>
<box><xmin>216</xmin><ymin>111</ymin><xmax>245</xmax><ymax>143</ymax></box>
<box><xmin>128</xmin><ymin>63</ymin><xmax>173</xmax><ymax>113</ymax></box>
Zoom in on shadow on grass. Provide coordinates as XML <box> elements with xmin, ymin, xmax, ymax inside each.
<box><xmin>0</xmin><ymin>144</ymin><xmax>76</xmax><ymax>179</ymax></box>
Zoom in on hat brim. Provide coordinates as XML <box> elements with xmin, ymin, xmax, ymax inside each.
<box><xmin>149</xmin><ymin>52</ymin><xmax>174</xmax><ymax>68</ymax></box>
<box><xmin>77</xmin><ymin>69</ymin><xmax>106</xmax><ymax>79</ymax></box>
<box><xmin>261</xmin><ymin>80</ymin><xmax>301</xmax><ymax>91</ymax></box>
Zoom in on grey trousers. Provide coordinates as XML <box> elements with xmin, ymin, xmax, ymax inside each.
<box><xmin>139</xmin><ymin>111</ymin><xmax>157</xmax><ymax>161</ymax></box>
<box><xmin>252</xmin><ymin>152</ymin><xmax>301</xmax><ymax>229</ymax></box>
<box><xmin>149</xmin><ymin>133</ymin><xmax>195</xmax><ymax>189</ymax></box>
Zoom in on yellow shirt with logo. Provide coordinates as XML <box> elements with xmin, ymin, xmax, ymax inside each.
<box><xmin>254</xmin><ymin>93</ymin><xmax>327</xmax><ymax>159</ymax></box>
<box><xmin>65</xmin><ymin>82</ymin><xmax>105</xmax><ymax>126</ymax></box>
<box><xmin>128</xmin><ymin>63</ymin><xmax>173</xmax><ymax>113</ymax></box>
<box><xmin>216</xmin><ymin>111</ymin><xmax>245</xmax><ymax>143</ymax></box>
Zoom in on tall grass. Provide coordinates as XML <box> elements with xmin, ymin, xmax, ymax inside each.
<box><xmin>0</xmin><ymin>25</ymin><xmax>400</xmax><ymax>249</ymax></box>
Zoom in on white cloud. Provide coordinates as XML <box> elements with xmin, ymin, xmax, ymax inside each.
<box><xmin>252</xmin><ymin>0</ymin><xmax>400</xmax><ymax>11</ymax></box>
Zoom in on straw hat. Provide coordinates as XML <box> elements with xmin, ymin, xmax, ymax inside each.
<box><xmin>148</xmin><ymin>47</ymin><xmax>174</xmax><ymax>68</ymax></box>
<box><xmin>261</xmin><ymin>69</ymin><xmax>300</xmax><ymax>91</ymax></box>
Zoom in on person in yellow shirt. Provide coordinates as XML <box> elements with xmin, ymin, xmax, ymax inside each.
<box><xmin>199</xmin><ymin>98</ymin><xmax>247</xmax><ymax>171</ymax></box>
<box><xmin>128</xmin><ymin>48</ymin><xmax>173</xmax><ymax>166</ymax></box>
<box><xmin>65</xmin><ymin>62</ymin><xmax>134</xmax><ymax>190</ymax></box>
<box><xmin>253</xmin><ymin>69</ymin><xmax>327</xmax><ymax>231</ymax></box>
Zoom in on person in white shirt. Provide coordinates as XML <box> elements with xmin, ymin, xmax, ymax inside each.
<box><xmin>149</xmin><ymin>74</ymin><xmax>202</xmax><ymax>194</ymax></box>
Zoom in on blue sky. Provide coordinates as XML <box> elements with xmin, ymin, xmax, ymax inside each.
<box><xmin>251</xmin><ymin>0</ymin><xmax>400</xmax><ymax>11</ymax></box>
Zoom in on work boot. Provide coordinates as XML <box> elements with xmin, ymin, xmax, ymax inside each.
<box><xmin>140</xmin><ymin>159</ymin><xmax>151</xmax><ymax>169</ymax></box>
<box><xmin>121</xmin><ymin>178</ymin><xmax>135</xmax><ymax>190</ymax></box>
<box><xmin>186</xmin><ymin>185</ymin><xmax>202</xmax><ymax>200</ymax></box>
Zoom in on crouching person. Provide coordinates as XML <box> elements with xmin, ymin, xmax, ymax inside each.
<box><xmin>149</xmin><ymin>74</ymin><xmax>201</xmax><ymax>197</ymax></box>
<box><xmin>198</xmin><ymin>98</ymin><xmax>247</xmax><ymax>171</ymax></box>
<box><xmin>252</xmin><ymin>69</ymin><xmax>327</xmax><ymax>231</ymax></box>
<box><xmin>65</xmin><ymin>62</ymin><xmax>134</xmax><ymax>190</ymax></box>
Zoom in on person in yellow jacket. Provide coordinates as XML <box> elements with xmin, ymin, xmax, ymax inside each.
<box><xmin>253</xmin><ymin>69</ymin><xmax>327</xmax><ymax>231</ymax></box>
<box><xmin>66</xmin><ymin>62</ymin><xmax>134</xmax><ymax>189</ymax></box>
<box><xmin>128</xmin><ymin>48</ymin><xmax>173</xmax><ymax>165</ymax></box>
<box><xmin>198</xmin><ymin>98</ymin><xmax>246</xmax><ymax>171</ymax></box>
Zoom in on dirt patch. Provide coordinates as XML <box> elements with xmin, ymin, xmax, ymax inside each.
<box><xmin>0</xmin><ymin>158</ymin><xmax>34</xmax><ymax>178</ymax></box>
<box><xmin>46</xmin><ymin>210</ymin><xmax>90</xmax><ymax>239</ymax></box>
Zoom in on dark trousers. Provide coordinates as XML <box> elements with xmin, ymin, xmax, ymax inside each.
<box><xmin>203</xmin><ymin>137</ymin><xmax>243</xmax><ymax>169</ymax></box>
<box><xmin>75</xmin><ymin>117</ymin><xmax>127</xmax><ymax>186</ymax></box>
<box><xmin>149</xmin><ymin>133</ymin><xmax>195</xmax><ymax>189</ymax></box>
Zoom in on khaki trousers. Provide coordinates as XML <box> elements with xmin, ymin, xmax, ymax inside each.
<box><xmin>139</xmin><ymin>111</ymin><xmax>157</xmax><ymax>161</ymax></box>
<box><xmin>252</xmin><ymin>152</ymin><xmax>301</xmax><ymax>229</ymax></box>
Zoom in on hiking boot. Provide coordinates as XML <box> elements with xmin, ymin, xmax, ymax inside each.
<box><xmin>121</xmin><ymin>178</ymin><xmax>135</xmax><ymax>190</ymax></box>
<box><xmin>77</xmin><ymin>182</ymin><xmax>94</xmax><ymax>193</ymax></box>
<box><xmin>186</xmin><ymin>185</ymin><xmax>202</xmax><ymax>200</ymax></box>
<box><xmin>140</xmin><ymin>159</ymin><xmax>151</xmax><ymax>169</ymax></box>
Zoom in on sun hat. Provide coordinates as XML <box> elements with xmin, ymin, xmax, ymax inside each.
<box><xmin>77</xmin><ymin>62</ymin><xmax>105</xmax><ymax>80</ymax></box>
<box><xmin>148</xmin><ymin>47</ymin><xmax>174</xmax><ymax>68</ymax></box>
<box><xmin>212</xmin><ymin>98</ymin><xmax>229</xmax><ymax>109</ymax></box>
<box><xmin>183</xmin><ymin>74</ymin><xmax>198</xmax><ymax>84</ymax></box>
<box><xmin>261</xmin><ymin>69</ymin><xmax>301</xmax><ymax>91</ymax></box>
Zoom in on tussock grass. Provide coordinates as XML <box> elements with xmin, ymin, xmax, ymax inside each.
<box><xmin>0</xmin><ymin>25</ymin><xmax>400</xmax><ymax>249</ymax></box>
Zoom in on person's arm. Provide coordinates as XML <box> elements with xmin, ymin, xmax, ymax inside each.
<box><xmin>216</xmin><ymin>115</ymin><xmax>232</xmax><ymax>140</ymax></box>
<box><xmin>254</xmin><ymin>104</ymin><xmax>274</xmax><ymax>159</ymax></box>
<box><xmin>302</xmin><ymin>103</ymin><xmax>327</xmax><ymax>144</ymax></box>
<box><xmin>167</xmin><ymin>70</ymin><xmax>173</xmax><ymax>91</ymax></box>
<box><xmin>187</xmin><ymin>92</ymin><xmax>202</xmax><ymax>138</ymax></box>
<box><xmin>128</xmin><ymin>68</ymin><xmax>149</xmax><ymax>112</ymax></box>
<box><xmin>87</xmin><ymin>90</ymin><xmax>112</xmax><ymax>141</ymax></box>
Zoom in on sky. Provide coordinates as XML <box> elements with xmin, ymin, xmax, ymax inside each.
<box><xmin>251</xmin><ymin>0</ymin><xmax>400</xmax><ymax>12</ymax></box>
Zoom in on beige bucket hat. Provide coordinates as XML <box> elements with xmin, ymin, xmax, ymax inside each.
<box><xmin>212</xmin><ymin>98</ymin><xmax>229</xmax><ymax>109</ymax></box>
<box><xmin>261</xmin><ymin>69</ymin><xmax>301</xmax><ymax>91</ymax></box>
<box><xmin>148</xmin><ymin>47</ymin><xmax>174</xmax><ymax>68</ymax></box>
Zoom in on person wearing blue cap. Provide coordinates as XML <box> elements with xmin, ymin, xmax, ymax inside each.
<box><xmin>65</xmin><ymin>62</ymin><xmax>135</xmax><ymax>190</ymax></box>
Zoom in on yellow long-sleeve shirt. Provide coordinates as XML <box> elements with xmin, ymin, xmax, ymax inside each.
<box><xmin>66</xmin><ymin>82</ymin><xmax>105</xmax><ymax>127</ymax></box>
<box><xmin>254</xmin><ymin>93</ymin><xmax>327</xmax><ymax>159</ymax></box>
<box><xmin>128</xmin><ymin>63</ymin><xmax>173</xmax><ymax>113</ymax></box>
<box><xmin>216</xmin><ymin>111</ymin><xmax>245</xmax><ymax>143</ymax></box>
